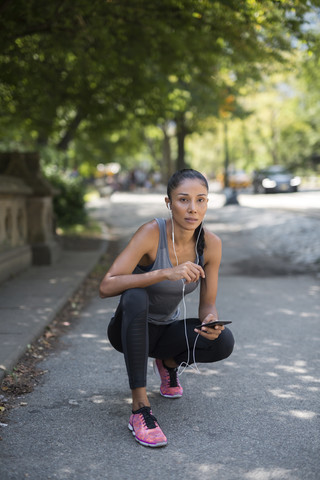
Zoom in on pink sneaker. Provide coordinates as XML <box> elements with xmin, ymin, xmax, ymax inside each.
<box><xmin>128</xmin><ymin>406</ymin><xmax>167</xmax><ymax>447</ymax></box>
<box><xmin>154</xmin><ymin>359</ymin><xmax>183</xmax><ymax>398</ymax></box>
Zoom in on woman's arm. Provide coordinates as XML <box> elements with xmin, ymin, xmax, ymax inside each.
<box><xmin>99</xmin><ymin>220</ymin><xmax>205</xmax><ymax>298</ymax></box>
<box><xmin>99</xmin><ymin>221</ymin><xmax>164</xmax><ymax>298</ymax></box>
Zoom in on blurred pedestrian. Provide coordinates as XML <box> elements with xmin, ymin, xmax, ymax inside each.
<box><xmin>99</xmin><ymin>168</ymin><xmax>234</xmax><ymax>447</ymax></box>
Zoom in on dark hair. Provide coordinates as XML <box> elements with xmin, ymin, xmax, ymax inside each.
<box><xmin>167</xmin><ymin>169</ymin><xmax>208</xmax><ymax>263</ymax></box>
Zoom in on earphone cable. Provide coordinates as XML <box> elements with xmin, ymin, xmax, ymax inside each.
<box><xmin>170</xmin><ymin>212</ymin><xmax>203</xmax><ymax>375</ymax></box>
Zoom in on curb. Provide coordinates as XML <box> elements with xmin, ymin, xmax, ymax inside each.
<box><xmin>0</xmin><ymin>239</ymin><xmax>108</xmax><ymax>382</ymax></box>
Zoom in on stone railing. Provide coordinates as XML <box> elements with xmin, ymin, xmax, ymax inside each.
<box><xmin>0</xmin><ymin>152</ymin><xmax>60</xmax><ymax>283</ymax></box>
<box><xmin>0</xmin><ymin>175</ymin><xmax>33</xmax><ymax>283</ymax></box>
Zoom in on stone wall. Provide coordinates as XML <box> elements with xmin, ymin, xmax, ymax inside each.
<box><xmin>0</xmin><ymin>152</ymin><xmax>61</xmax><ymax>283</ymax></box>
<box><xmin>0</xmin><ymin>175</ymin><xmax>33</xmax><ymax>283</ymax></box>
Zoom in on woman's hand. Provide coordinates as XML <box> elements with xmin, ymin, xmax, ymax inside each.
<box><xmin>194</xmin><ymin>313</ymin><xmax>224</xmax><ymax>340</ymax></box>
<box><xmin>166</xmin><ymin>261</ymin><xmax>205</xmax><ymax>284</ymax></box>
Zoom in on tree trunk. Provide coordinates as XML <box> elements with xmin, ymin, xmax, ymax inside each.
<box><xmin>144</xmin><ymin>136</ymin><xmax>156</xmax><ymax>162</ymax></box>
<box><xmin>176</xmin><ymin>115</ymin><xmax>187</xmax><ymax>171</ymax></box>
<box><xmin>57</xmin><ymin>111</ymin><xmax>84</xmax><ymax>151</ymax></box>
<box><xmin>270</xmin><ymin>110</ymin><xmax>279</xmax><ymax>165</ymax></box>
<box><xmin>241</xmin><ymin>119</ymin><xmax>254</xmax><ymax>169</ymax></box>
<box><xmin>162</xmin><ymin>129</ymin><xmax>172</xmax><ymax>183</ymax></box>
<box><xmin>36</xmin><ymin>114</ymin><xmax>55</xmax><ymax>148</ymax></box>
<box><xmin>0</xmin><ymin>1</ymin><xmax>12</xmax><ymax>15</ymax></box>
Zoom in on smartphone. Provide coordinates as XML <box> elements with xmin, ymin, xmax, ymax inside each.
<box><xmin>196</xmin><ymin>320</ymin><xmax>232</xmax><ymax>329</ymax></box>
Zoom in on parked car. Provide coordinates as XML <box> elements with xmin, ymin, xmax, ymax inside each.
<box><xmin>252</xmin><ymin>166</ymin><xmax>301</xmax><ymax>193</ymax></box>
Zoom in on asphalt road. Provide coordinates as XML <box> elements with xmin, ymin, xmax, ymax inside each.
<box><xmin>237</xmin><ymin>189</ymin><xmax>320</xmax><ymax>219</ymax></box>
<box><xmin>0</xmin><ymin>193</ymin><xmax>319</xmax><ymax>480</ymax></box>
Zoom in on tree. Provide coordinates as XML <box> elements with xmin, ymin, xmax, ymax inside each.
<box><xmin>1</xmin><ymin>0</ymin><xmax>319</xmax><ymax>174</ymax></box>
<box><xmin>128</xmin><ymin>0</ymin><xmax>320</xmax><ymax>170</ymax></box>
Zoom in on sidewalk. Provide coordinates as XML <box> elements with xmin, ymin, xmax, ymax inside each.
<box><xmin>0</xmin><ymin>237</ymin><xmax>107</xmax><ymax>382</ymax></box>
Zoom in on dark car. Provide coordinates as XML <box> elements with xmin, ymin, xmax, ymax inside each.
<box><xmin>253</xmin><ymin>166</ymin><xmax>301</xmax><ymax>193</ymax></box>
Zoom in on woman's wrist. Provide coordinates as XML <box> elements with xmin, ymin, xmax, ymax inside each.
<box><xmin>199</xmin><ymin>312</ymin><xmax>218</xmax><ymax>323</ymax></box>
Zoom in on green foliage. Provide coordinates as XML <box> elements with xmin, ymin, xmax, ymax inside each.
<box><xmin>43</xmin><ymin>167</ymin><xmax>87</xmax><ymax>228</ymax></box>
<box><xmin>57</xmin><ymin>220</ymin><xmax>102</xmax><ymax>238</ymax></box>
<box><xmin>1</xmin><ymin>0</ymin><xmax>320</xmax><ymax>175</ymax></box>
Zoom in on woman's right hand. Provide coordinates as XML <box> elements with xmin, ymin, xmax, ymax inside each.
<box><xmin>166</xmin><ymin>261</ymin><xmax>205</xmax><ymax>283</ymax></box>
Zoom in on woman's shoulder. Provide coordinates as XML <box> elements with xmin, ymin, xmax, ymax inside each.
<box><xmin>130</xmin><ymin>219</ymin><xmax>161</xmax><ymax>262</ymax></box>
<box><xmin>133</xmin><ymin>218</ymin><xmax>161</xmax><ymax>241</ymax></box>
<box><xmin>204</xmin><ymin>228</ymin><xmax>221</xmax><ymax>247</ymax></box>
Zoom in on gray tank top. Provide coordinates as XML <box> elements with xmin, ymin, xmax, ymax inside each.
<box><xmin>133</xmin><ymin>218</ymin><xmax>200</xmax><ymax>325</ymax></box>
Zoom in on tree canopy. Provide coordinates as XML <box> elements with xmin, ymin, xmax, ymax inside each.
<box><xmin>1</xmin><ymin>0</ymin><xmax>320</xmax><ymax>175</ymax></box>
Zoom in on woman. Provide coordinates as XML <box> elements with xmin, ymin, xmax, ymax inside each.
<box><xmin>99</xmin><ymin>169</ymin><xmax>234</xmax><ymax>448</ymax></box>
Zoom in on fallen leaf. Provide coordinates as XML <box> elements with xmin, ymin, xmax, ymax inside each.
<box><xmin>44</xmin><ymin>331</ymin><xmax>55</xmax><ymax>339</ymax></box>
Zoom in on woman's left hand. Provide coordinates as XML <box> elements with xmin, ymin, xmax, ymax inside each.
<box><xmin>194</xmin><ymin>314</ymin><xmax>224</xmax><ymax>340</ymax></box>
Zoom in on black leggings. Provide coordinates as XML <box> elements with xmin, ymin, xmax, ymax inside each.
<box><xmin>107</xmin><ymin>288</ymin><xmax>234</xmax><ymax>389</ymax></box>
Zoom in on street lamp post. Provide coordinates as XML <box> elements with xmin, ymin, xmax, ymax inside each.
<box><xmin>219</xmin><ymin>92</ymin><xmax>238</xmax><ymax>205</ymax></box>
<box><xmin>223</xmin><ymin>119</ymin><xmax>229</xmax><ymax>189</ymax></box>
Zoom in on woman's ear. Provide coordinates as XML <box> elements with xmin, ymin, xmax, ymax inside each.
<box><xmin>165</xmin><ymin>197</ymin><xmax>171</xmax><ymax>210</ymax></box>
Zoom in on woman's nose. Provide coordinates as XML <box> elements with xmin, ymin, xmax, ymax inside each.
<box><xmin>188</xmin><ymin>201</ymin><xmax>196</xmax><ymax>212</ymax></box>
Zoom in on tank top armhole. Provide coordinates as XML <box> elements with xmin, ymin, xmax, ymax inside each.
<box><xmin>154</xmin><ymin>218</ymin><xmax>166</xmax><ymax>251</ymax></box>
<box><xmin>136</xmin><ymin>218</ymin><xmax>162</xmax><ymax>272</ymax></box>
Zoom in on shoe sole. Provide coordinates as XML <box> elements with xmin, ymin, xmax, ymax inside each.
<box><xmin>128</xmin><ymin>423</ymin><xmax>167</xmax><ymax>448</ymax></box>
<box><xmin>153</xmin><ymin>360</ymin><xmax>183</xmax><ymax>399</ymax></box>
<box><xmin>159</xmin><ymin>391</ymin><xmax>183</xmax><ymax>398</ymax></box>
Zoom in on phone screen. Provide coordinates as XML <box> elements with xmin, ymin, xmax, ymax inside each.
<box><xmin>196</xmin><ymin>320</ymin><xmax>232</xmax><ymax>329</ymax></box>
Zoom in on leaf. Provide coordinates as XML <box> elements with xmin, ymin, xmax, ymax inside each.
<box><xmin>44</xmin><ymin>330</ymin><xmax>55</xmax><ymax>339</ymax></box>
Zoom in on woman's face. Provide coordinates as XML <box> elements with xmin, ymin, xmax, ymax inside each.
<box><xmin>167</xmin><ymin>178</ymin><xmax>208</xmax><ymax>230</ymax></box>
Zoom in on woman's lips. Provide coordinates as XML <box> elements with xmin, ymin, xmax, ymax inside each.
<box><xmin>185</xmin><ymin>218</ymin><xmax>198</xmax><ymax>224</ymax></box>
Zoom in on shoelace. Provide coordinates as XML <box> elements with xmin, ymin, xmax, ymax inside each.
<box><xmin>136</xmin><ymin>407</ymin><xmax>157</xmax><ymax>430</ymax></box>
<box><xmin>165</xmin><ymin>365</ymin><xmax>179</xmax><ymax>387</ymax></box>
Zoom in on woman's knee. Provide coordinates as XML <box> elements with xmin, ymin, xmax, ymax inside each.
<box><xmin>120</xmin><ymin>288</ymin><xmax>149</xmax><ymax>314</ymax></box>
<box><xmin>219</xmin><ymin>327</ymin><xmax>235</xmax><ymax>359</ymax></box>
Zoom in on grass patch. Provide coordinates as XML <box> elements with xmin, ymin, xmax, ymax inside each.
<box><xmin>84</xmin><ymin>190</ymin><xmax>100</xmax><ymax>202</ymax></box>
<box><xmin>56</xmin><ymin>219</ymin><xmax>102</xmax><ymax>238</ymax></box>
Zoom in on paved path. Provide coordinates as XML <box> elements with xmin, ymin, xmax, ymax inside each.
<box><xmin>0</xmin><ymin>238</ymin><xmax>107</xmax><ymax>382</ymax></box>
<box><xmin>0</xmin><ymin>193</ymin><xmax>319</xmax><ymax>480</ymax></box>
